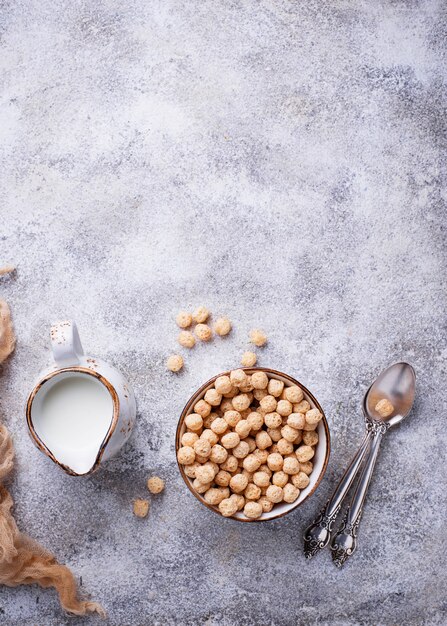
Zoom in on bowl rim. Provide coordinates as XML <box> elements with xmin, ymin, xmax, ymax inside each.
<box><xmin>176</xmin><ymin>367</ymin><xmax>331</xmax><ymax>522</ymax></box>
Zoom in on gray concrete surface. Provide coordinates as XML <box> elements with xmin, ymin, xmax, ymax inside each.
<box><xmin>0</xmin><ymin>0</ymin><xmax>446</xmax><ymax>624</ymax></box>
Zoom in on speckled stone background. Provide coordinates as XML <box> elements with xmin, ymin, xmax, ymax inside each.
<box><xmin>0</xmin><ymin>0</ymin><xmax>446</xmax><ymax>624</ymax></box>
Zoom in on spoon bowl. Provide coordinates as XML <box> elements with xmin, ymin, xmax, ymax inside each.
<box><xmin>363</xmin><ymin>362</ymin><xmax>416</xmax><ymax>427</ymax></box>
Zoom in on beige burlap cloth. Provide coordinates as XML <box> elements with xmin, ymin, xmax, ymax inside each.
<box><xmin>0</xmin><ymin>290</ymin><xmax>105</xmax><ymax>616</ymax></box>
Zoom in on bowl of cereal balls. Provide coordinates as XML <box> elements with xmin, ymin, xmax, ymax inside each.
<box><xmin>176</xmin><ymin>368</ymin><xmax>330</xmax><ymax>521</ymax></box>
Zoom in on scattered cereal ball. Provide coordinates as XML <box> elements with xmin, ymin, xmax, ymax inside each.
<box><xmin>201</xmin><ymin>429</ymin><xmax>219</xmax><ymax>446</ymax></box>
<box><xmin>296</xmin><ymin>445</ymin><xmax>315</xmax><ymax>463</ymax></box>
<box><xmin>281</xmin><ymin>425</ymin><xmax>300</xmax><ymax>443</ymax></box>
<box><xmin>147</xmin><ymin>476</ymin><xmax>165</xmax><ymax>494</ymax></box>
<box><xmin>204</xmin><ymin>488</ymin><xmax>227</xmax><ymax>505</ymax></box>
<box><xmin>294</xmin><ymin>400</ymin><xmax>311</xmax><ymax>413</ymax></box>
<box><xmin>178</xmin><ymin>331</ymin><xmax>196</xmax><ymax>348</ymax></box>
<box><xmin>306</xmin><ymin>409</ymin><xmax>323</xmax><ymax>425</ymax></box>
<box><xmin>214</xmin><ymin>375</ymin><xmax>233</xmax><ymax>395</ymax></box>
<box><xmin>215</xmin><ymin>470</ymin><xmax>232</xmax><ymax>487</ymax></box>
<box><xmin>194</xmin><ymin>399</ymin><xmax>211</xmax><ymax>418</ymax></box>
<box><xmin>277</xmin><ymin>438</ymin><xmax>294</xmax><ymax>456</ymax></box>
<box><xmin>249</xmin><ymin>329</ymin><xmax>267</xmax><ymax>347</ymax></box>
<box><xmin>267</xmin><ymin>453</ymin><xmax>284</xmax><ymax>472</ymax></box>
<box><xmin>244</xmin><ymin>501</ymin><xmax>263</xmax><ymax>519</ymax></box>
<box><xmin>299</xmin><ymin>461</ymin><xmax>313</xmax><ymax>475</ymax></box>
<box><xmin>232</xmin><ymin>393</ymin><xmax>251</xmax><ymax>411</ymax></box>
<box><xmin>219</xmin><ymin>497</ymin><xmax>238</xmax><ymax>517</ymax></box>
<box><xmin>195</xmin><ymin>323</ymin><xmax>213</xmax><ymax>341</ymax></box>
<box><xmin>177</xmin><ymin>446</ymin><xmax>196</xmax><ymax>465</ymax></box>
<box><xmin>276</xmin><ymin>400</ymin><xmax>293</xmax><ymax>417</ymax></box>
<box><xmin>235</xmin><ymin>419</ymin><xmax>251</xmax><ymax>438</ymax></box>
<box><xmin>193</xmin><ymin>438</ymin><xmax>211</xmax><ymax>458</ymax></box>
<box><xmin>264</xmin><ymin>412</ymin><xmax>282</xmax><ymax>429</ymax></box>
<box><xmin>268</xmin><ymin>379</ymin><xmax>284</xmax><ymax>397</ymax></box>
<box><xmin>283</xmin><ymin>483</ymin><xmax>299</xmax><ymax>503</ymax></box>
<box><xmin>184</xmin><ymin>461</ymin><xmax>200</xmax><ymax>478</ymax></box>
<box><xmin>231</xmin><ymin>493</ymin><xmax>246</xmax><ymax>511</ymax></box>
<box><xmin>195</xmin><ymin>462</ymin><xmax>217</xmax><ymax>484</ymax></box>
<box><xmin>181</xmin><ymin>432</ymin><xmax>199</xmax><ymax>447</ymax></box>
<box><xmin>272</xmin><ymin>470</ymin><xmax>288</xmax><ymax>488</ymax></box>
<box><xmin>244</xmin><ymin>483</ymin><xmax>262</xmax><ymax>501</ymax></box>
<box><xmin>292</xmin><ymin>471</ymin><xmax>311</xmax><ymax>489</ymax></box>
<box><xmin>193</xmin><ymin>306</ymin><xmax>210</xmax><ymax>323</ymax></box>
<box><xmin>211</xmin><ymin>417</ymin><xmax>228</xmax><ymax>435</ymax></box>
<box><xmin>243</xmin><ymin>454</ymin><xmax>262</xmax><ymax>473</ymax></box>
<box><xmin>167</xmin><ymin>354</ymin><xmax>183</xmax><ymax>372</ymax></box>
<box><xmin>259</xmin><ymin>496</ymin><xmax>274</xmax><ymax>513</ymax></box>
<box><xmin>221</xmin><ymin>432</ymin><xmax>240</xmax><ymax>449</ymax></box>
<box><xmin>185</xmin><ymin>413</ymin><xmax>203</xmax><ymax>432</ymax></box>
<box><xmin>266</xmin><ymin>484</ymin><xmax>283</xmax><ymax>503</ymax></box>
<box><xmin>176</xmin><ymin>311</ymin><xmax>192</xmax><ymax>328</ymax></box>
<box><xmin>133</xmin><ymin>498</ymin><xmax>149</xmax><ymax>518</ymax></box>
<box><xmin>214</xmin><ymin>317</ymin><xmax>232</xmax><ymax>336</ymax></box>
<box><xmin>220</xmin><ymin>455</ymin><xmax>238</xmax><ymax>473</ymax></box>
<box><xmin>260</xmin><ymin>395</ymin><xmax>277</xmax><ymax>412</ymax></box>
<box><xmin>210</xmin><ymin>444</ymin><xmax>228</xmax><ymax>464</ymax></box>
<box><xmin>288</xmin><ymin>413</ymin><xmax>305</xmax><ymax>430</ymax></box>
<box><xmin>251</xmin><ymin>370</ymin><xmax>269</xmax><ymax>389</ymax></box>
<box><xmin>253</xmin><ymin>471</ymin><xmax>270</xmax><ymax>488</ymax></box>
<box><xmin>241</xmin><ymin>351</ymin><xmax>257</xmax><ymax>367</ymax></box>
<box><xmin>375</xmin><ymin>398</ymin><xmax>394</xmax><ymax>418</ymax></box>
<box><xmin>230</xmin><ymin>369</ymin><xmax>248</xmax><ymax>387</ymax></box>
<box><xmin>284</xmin><ymin>385</ymin><xmax>304</xmax><ymax>404</ymax></box>
<box><xmin>224</xmin><ymin>410</ymin><xmax>242</xmax><ymax>427</ymax></box>
<box><xmin>255</xmin><ymin>431</ymin><xmax>272</xmax><ymax>450</ymax></box>
<box><xmin>229</xmin><ymin>473</ymin><xmax>249</xmax><ymax>494</ymax></box>
<box><xmin>233</xmin><ymin>440</ymin><xmax>250</xmax><ymax>459</ymax></box>
<box><xmin>247</xmin><ymin>411</ymin><xmax>264</xmax><ymax>432</ymax></box>
<box><xmin>283</xmin><ymin>457</ymin><xmax>300</xmax><ymax>475</ymax></box>
<box><xmin>204</xmin><ymin>388</ymin><xmax>222</xmax><ymax>407</ymax></box>
<box><xmin>303</xmin><ymin>430</ymin><xmax>319</xmax><ymax>446</ymax></box>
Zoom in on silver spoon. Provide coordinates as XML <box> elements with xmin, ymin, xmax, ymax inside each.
<box><xmin>304</xmin><ymin>362</ymin><xmax>416</xmax><ymax>561</ymax></box>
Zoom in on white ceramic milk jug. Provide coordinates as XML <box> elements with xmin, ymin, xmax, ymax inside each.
<box><xmin>26</xmin><ymin>321</ymin><xmax>136</xmax><ymax>476</ymax></box>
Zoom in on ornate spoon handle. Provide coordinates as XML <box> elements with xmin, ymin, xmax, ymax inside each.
<box><xmin>304</xmin><ymin>431</ymin><xmax>371</xmax><ymax>559</ymax></box>
<box><xmin>331</xmin><ymin>423</ymin><xmax>387</xmax><ymax>567</ymax></box>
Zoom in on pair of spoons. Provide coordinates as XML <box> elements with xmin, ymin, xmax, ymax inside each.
<box><xmin>304</xmin><ymin>362</ymin><xmax>416</xmax><ymax>566</ymax></box>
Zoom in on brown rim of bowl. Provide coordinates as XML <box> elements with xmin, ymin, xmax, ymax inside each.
<box><xmin>176</xmin><ymin>367</ymin><xmax>331</xmax><ymax>522</ymax></box>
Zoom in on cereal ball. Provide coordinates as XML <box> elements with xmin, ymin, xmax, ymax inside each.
<box><xmin>201</xmin><ymin>429</ymin><xmax>219</xmax><ymax>446</ymax></box>
<box><xmin>219</xmin><ymin>497</ymin><xmax>239</xmax><ymax>517</ymax></box>
<box><xmin>294</xmin><ymin>400</ymin><xmax>311</xmax><ymax>413</ymax></box>
<box><xmin>176</xmin><ymin>311</ymin><xmax>192</xmax><ymax>328</ymax></box>
<box><xmin>229</xmin><ymin>473</ymin><xmax>249</xmax><ymax>494</ymax></box>
<box><xmin>133</xmin><ymin>498</ymin><xmax>149</xmax><ymax>518</ymax></box>
<box><xmin>221</xmin><ymin>432</ymin><xmax>240</xmax><ymax>449</ymax></box>
<box><xmin>195</xmin><ymin>323</ymin><xmax>213</xmax><ymax>342</ymax></box>
<box><xmin>195</xmin><ymin>462</ymin><xmax>217</xmax><ymax>484</ymax></box>
<box><xmin>223</xmin><ymin>386</ymin><xmax>239</xmax><ymax>398</ymax></box>
<box><xmin>253</xmin><ymin>448</ymin><xmax>269</xmax><ymax>464</ymax></box>
<box><xmin>244</xmin><ymin>501</ymin><xmax>263</xmax><ymax>519</ymax></box>
<box><xmin>167</xmin><ymin>355</ymin><xmax>183</xmax><ymax>372</ymax></box>
<box><xmin>214</xmin><ymin>375</ymin><xmax>233</xmax><ymax>395</ymax></box>
<box><xmin>243</xmin><ymin>454</ymin><xmax>262</xmax><ymax>473</ymax></box>
<box><xmin>258</xmin><ymin>463</ymin><xmax>272</xmax><ymax>477</ymax></box>
<box><xmin>268</xmin><ymin>378</ymin><xmax>284</xmax><ymax>397</ymax></box>
<box><xmin>185</xmin><ymin>413</ymin><xmax>203</xmax><ymax>432</ymax></box>
<box><xmin>230</xmin><ymin>494</ymin><xmax>246</xmax><ymax>511</ymax></box>
<box><xmin>241</xmin><ymin>468</ymin><xmax>253</xmax><ymax>481</ymax></box>
<box><xmin>232</xmin><ymin>394</ymin><xmax>251</xmax><ymax>412</ymax></box>
<box><xmin>284</xmin><ymin>385</ymin><xmax>304</xmax><ymax>403</ymax></box>
<box><xmin>264</xmin><ymin>412</ymin><xmax>282</xmax><ymax>429</ymax></box>
<box><xmin>215</xmin><ymin>470</ymin><xmax>231</xmax><ymax>487</ymax></box>
<box><xmin>230</xmin><ymin>369</ymin><xmax>248</xmax><ymax>387</ymax></box>
<box><xmin>193</xmin><ymin>306</ymin><xmax>209</xmax><ymax>323</ymax></box>
<box><xmin>292</xmin><ymin>471</ymin><xmax>310</xmax><ymax>489</ymax></box>
<box><xmin>214</xmin><ymin>317</ymin><xmax>232</xmax><ymax>336</ymax></box>
<box><xmin>259</xmin><ymin>496</ymin><xmax>274</xmax><ymax>513</ymax></box>
<box><xmin>277</xmin><ymin>438</ymin><xmax>294</xmax><ymax>456</ymax></box>
<box><xmin>194</xmin><ymin>438</ymin><xmax>211</xmax><ymax>458</ymax></box>
<box><xmin>222</xmin><ymin>410</ymin><xmax>240</xmax><ymax>428</ymax></box>
<box><xmin>247</xmin><ymin>411</ymin><xmax>264</xmax><ymax>432</ymax></box>
<box><xmin>235</xmin><ymin>419</ymin><xmax>251</xmax><ymax>438</ymax></box>
<box><xmin>220</xmin><ymin>455</ymin><xmax>238</xmax><ymax>473</ymax></box>
<box><xmin>249</xmin><ymin>329</ymin><xmax>267</xmax><ymax>347</ymax></box>
<box><xmin>238</xmin><ymin>376</ymin><xmax>254</xmax><ymax>393</ymax></box>
<box><xmin>147</xmin><ymin>476</ymin><xmax>165</xmax><ymax>494</ymax></box>
<box><xmin>255</xmin><ymin>431</ymin><xmax>272</xmax><ymax>450</ymax></box>
<box><xmin>251</xmin><ymin>370</ymin><xmax>269</xmax><ymax>389</ymax></box>
<box><xmin>375</xmin><ymin>398</ymin><xmax>394</xmax><ymax>418</ymax></box>
<box><xmin>253</xmin><ymin>388</ymin><xmax>268</xmax><ymax>401</ymax></box>
<box><xmin>253</xmin><ymin>471</ymin><xmax>270</xmax><ymax>488</ymax></box>
<box><xmin>203</xmin><ymin>388</ymin><xmax>221</xmax><ymax>407</ymax></box>
<box><xmin>211</xmin><ymin>417</ymin><xmax>228</xmax><ymax>435</ymax></box>
<box><xmin>272</xmin><ymin>471</ymin><xmax>289</xmax><ymax>488</ymax></box>
<box><xmin>267</xmin><ymin>427</ymin><xmax>282</xmax><ymax>442</ymax></box>
<box><xmin>288</xmin><ymin>413</ymin><xmax>305</xmax><ymax>430</ymax></box>
<box><xmin>281</xmin><ymin>425</ymin><xmax>299</xmax><ymax>443</ymax></box>
<box><xmin>306</xmin><ymin>409</ymin><xmax>323</xmax><ymax>425</ymax></box>
<box><xmin>276</xmin><ymin>400</ymin><xmax>293</xmax><ymax>417</ymax></box>
<box><xmin>184</xmin><ymin>461</ymin><xmax>200</xmax><ymax>479</ymax></box>
<box><xmin>193</xmin><ymin>478</ymin><xmax>211</xmax><ymax>493</ymax></box>
<box><xmin>195</xmin><ymin>455</ymin><xmax>208</xmax><ymax>464</ymax></box>
<box><xmin>181</xmin><ymin>432</ymin><xmax>199</xmax><ymax>447</ymax></box>
<box><xmin>204</xmin><ymin>488</ymin><xmax>226</xmax><ymax>505</ymax></box>
<box><xmin>177</xmin><ymin>446</ymin><xmax>195</xmax><ymax>465</ymax></box>
<box><xmin>303</xmin><ymin>422</ymin><xmax>317</xmax><ymax>432</ymax></box>
<box><xmin>266</xmin><ymin>485</ymin><xmax>283</xmax><ymax>503</ymax></box>
<box><xmin>241</xmin><ymin>351</ymin><xmax>257</xmax><ymax>367</ymax></box>
<box><xmin>203</xmin><ymin>413</ymin><xmax>215</xmax><ymax>429</ymax></box>
<box><xmin>194</xmin><ymin>399</ymin><xmax>211</xmax><ymax>418</ymax></box>
<box><xmin>244</xmin><ymin>483</ymin><xmax>262</xmax><ymax>501</ymax></box>
<box><xmin>283</xmin><ymin>483</ymin><xmax>300</xmax><ymax>503</ymax></box>
<box><xmin>260</xmin><ymin>395</ymin><xmax>277</xmax><ymax>413</ymax></box>
<box><xmin>296</xmin><ymin>445</ymin><xmax>315</xmax><ymax>463</ymax></box>
<box><xmin>233</xmin><ymin>440</ymin><xmax>250</xmax><ymax>459</ymax></box>
<box><xmin>244</xmin><ymin>436</ymin><xmax>256</xmax><ymax>453</ymax></box>
<box><xmin>178</xmin><ymin>331</ymin><xmax>196</xmax><ymax>349</ymax></box>
<box><xmin>303</xmin><ymin>430</ymin><xmax>319</xmax><ymax>446</ymax></box>
<box><xmin>283</xmin><ymin>457</ymin><xmax>300</xmax><ymax>475</ymax></box>
<box><xmin>267</xmin><ymin>453</ymin><xmax>284</xmax><ymax>472</ymax></box>
<box><xmin>299</xmin><ymin>461</ymin><xmax>313</xmax><ymax>475</ymax></box>
<box><xmin>220</xmin><ymin>398</ymin><xmax>234</xmax><ymax>413</ymax></box>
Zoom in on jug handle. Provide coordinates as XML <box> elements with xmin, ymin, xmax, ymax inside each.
<box><xmin>50</xmin><ymin>320</ymin><xmax>85</xmax><ymax>367</ymax></box>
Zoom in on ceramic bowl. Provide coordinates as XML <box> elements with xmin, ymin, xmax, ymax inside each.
<box><xmin>176</xmin><ymin>367</ymin><xmax>330</xmax><ymax>522</ymax></box>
